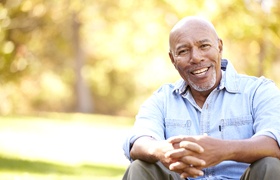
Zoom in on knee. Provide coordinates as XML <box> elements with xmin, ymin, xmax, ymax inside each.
<box><xmin>130</xmin><ymin>159</ymin><xmax>149</xmax><ymax>168</ymax></box>
<box><xmin>122</xmin><ymin>160</ymin><xmax>150</xmax><ymax>180</ymax></box>
<box><xmin>241</xmin><ymin>157</ymin><xmax>280</xmax><ymax>180</ymax></box>
<box><xmin>252</xmin><ymin>157</ymin><xmax>280</xmax><ymax>173</ymax></box>
<box><xmin>127</xmin><ymin>159</ymin><xmax>154</xmax><ymax>173</ymax></box>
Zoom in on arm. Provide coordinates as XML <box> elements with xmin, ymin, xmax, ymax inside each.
<box><xmin>130</xmin><ymin>136</ymin><xmax>205</xmax><ymax>177</ymax></box>
<box><xmin>226</xmin><ymin>135</ymin><xmax>280</xmax><ymax>163</ymax></box>
<box><xmin>167</xmin><ymin>135</ymin><xmax>280</xmax><ymax>178</ymax></box>
<box><xmin>130</xmin><ymin>136</ymin><xmax>166</xmax><ymax>163</ymax></box>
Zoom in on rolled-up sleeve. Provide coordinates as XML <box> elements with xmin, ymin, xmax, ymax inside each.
<box><xmin>252</xmin><ymin>78</ymin><xmax>280</xmax><ymax>146</ymax></box>
<box><xmin>253</xmin><ymin>129</ymin><xmax>280</xmax><ymax>147</ymax></box>
<box><xmin>122</xmin><ymin>87</ymin><xmax>167</xmax><ymax>161</ymax></box>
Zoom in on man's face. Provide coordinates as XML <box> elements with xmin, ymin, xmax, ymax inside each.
<box><xmin>169</xmin><ymin>23</ymin><xmax>223</xmax><ymax>93</ymax></box>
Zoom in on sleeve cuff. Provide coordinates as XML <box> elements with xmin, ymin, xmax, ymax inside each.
<box><xmin>252</xmin><ymin>129</ymin><xmax>280</xmax><ymax>147</ymax></box>
<box><xmin>122</xmin><ymin>134</ymin><xmax>159</xmax><ymax>162</ymax></box>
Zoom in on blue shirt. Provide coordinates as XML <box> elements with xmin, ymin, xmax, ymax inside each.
<box><xmin>123</xmin><ymin>59</ymin><xmax>280</xmax><ymax>180</ymax></box>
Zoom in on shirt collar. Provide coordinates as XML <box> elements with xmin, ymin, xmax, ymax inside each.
<box><xmin>220</xmin><ymin>59</ymin><xmax>241</xmax><ymax>93</ymax></box>
<box><xmin>173</xmin><ymin>79</ymin><xmax>188</xmax><ymax>95</ymax></box>
<box><xmin>172</xmin><ymin>59</ymin><xmax>241</xmax><ymax>95</ymax></box>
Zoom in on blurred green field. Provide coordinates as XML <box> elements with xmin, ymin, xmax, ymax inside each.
<box><xmin>0</xmin><ymin>113</ymin><xmax>134</xmax><ymax>180</ymax></box>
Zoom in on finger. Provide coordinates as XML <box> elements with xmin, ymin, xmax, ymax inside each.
<box><xmin>177</xmin><ymin>165</ymin><xmax>204</xmax><ymax>179</ymax></box>
<box><xmin>172</xmin><ymin>142</ymin><xmax>180</xmax><ymax>149</ymax></box>
<box><xmin>180</xmin><ymin>168</ymin><xmax>204</xmax><ymax>179</ymax></box>
<box><xmin>169</xmin><ymin>161</ymin><xmax>202</xmax><ymax>171</ymax></box>
<box><xmin>184</xmin><ymin>166</ymin><xmax>204</xmax><ymax>178</ymax></box>
<box><xmin>180</xmin><ymin>155</ymin><xmax>206</xmax><ymax>167</ymax></box>
<box><xmin>169</xmin><ymin>156</ymin><xmax>205</xmax><ymax>171</ymax></box>
<box><xmin>165</xmin><ymin>148</ymin><xmax>187</xmax><ymax>159</ymax></box>
<box><xmin>179</xmin><ymin>141</ymin><xmax>204</xmax><ymax>153</ymax></box>
<box><xmin>165</xmin><ymin>144</ymin><xmax>203</xmax><ymax>160</ymax></box>
<box><xmin>167</xmin><ymin>135</ymin><xmax>185</xmax><ymax>143</ymax></box>
<box><xmin>184</xmin><ymin>167</ymin><xmax>204</xmax><ymax>177</ymax></box>
<box><xmin>180</xmin><ymin>172</ymin><xmax>190</xmax><ymax>179</ymax></box>
<box><xmin>169</xmin><ymin>161</ymin><xmax>188</xmax><ymax>171</ymax></box>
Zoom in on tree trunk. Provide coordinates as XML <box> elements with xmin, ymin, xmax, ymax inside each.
<box><xmin>72</xmin><ymin>12</ymin><xmax>94</xmax><ymax>113</ymax></box>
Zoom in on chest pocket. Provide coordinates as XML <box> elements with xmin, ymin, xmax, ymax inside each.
<box><xmin>164</xmin><ymin>119</ymin><xmax>193</xmax><ymax>138</ymax></box>
<box><xmin>220</xmin><ymin>115</ymin><xmax>253</xmax><ymax>140</ymax></box>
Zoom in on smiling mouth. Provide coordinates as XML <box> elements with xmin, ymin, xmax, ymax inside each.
<box><xmin>191</xmin><ymin>67</ymin><xmax>210</xmax><ymax>75</ymax></box>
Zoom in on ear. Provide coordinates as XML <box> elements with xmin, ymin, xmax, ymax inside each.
<box><xmin>218</xmin><ymin>38</ymin><xmax>223</xmax><ymax>54</ymax></box>
<box><xmin>169</xmin><ymin>51</ymin><xmax>176</xmax><ymax>68</ymax></box>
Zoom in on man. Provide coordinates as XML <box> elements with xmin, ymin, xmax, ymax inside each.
<box><xmin>122</xmin><ymin>16</ymin><xmax>280</xmax><ymax>180</ymax></box>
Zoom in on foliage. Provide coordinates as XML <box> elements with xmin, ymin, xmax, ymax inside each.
<box><xmin>0</xmin><ymin>0</ymin><xmax>279</xmax><ymax>116</ymax></box>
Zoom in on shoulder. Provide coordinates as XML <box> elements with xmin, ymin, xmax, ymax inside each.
<box><xmin>154</xmin><ymin>79</ymin><xmax>184</xmax><ymax>94</ymax></box>
<box><xmin>238</xmin><ymin>74</ymin><xmax>275</xmax><ymax>91</ymax></box>
<box><xmin>143</xmin><ymin>80</ymin><xmax>184</xmax><ymax>106</ymax></box>
<box><xmin>223</xmin><ymin>59</ymin><xmax>276</xmax><ymax>93</ymax></box>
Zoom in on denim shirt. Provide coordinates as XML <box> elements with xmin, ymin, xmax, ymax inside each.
<box><xmin>123</xmin><ymin>59</ymin><xmax>280</xmax><ymax>180</ymax></box>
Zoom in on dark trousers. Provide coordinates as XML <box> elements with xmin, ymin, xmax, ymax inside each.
<box><xmin>123</xmin><ymin>157</ymin><xmax>280</xmax><ymax>180</ymax></box>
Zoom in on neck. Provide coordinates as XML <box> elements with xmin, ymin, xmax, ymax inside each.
<box><xmin>190</xmin><ymin>70</ymin><xmax>222</xmax><ymax>108</ymax></box>
<box><xmin>190</xmin><ymin>88</ymin><xmax>212</xmax><ymax>108</ymax></box>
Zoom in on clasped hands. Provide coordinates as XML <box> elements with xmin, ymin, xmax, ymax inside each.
<box><xmin>161</xmin><ymin>134</ymin><xmax>224</xmax><ymax>178</ymax></box>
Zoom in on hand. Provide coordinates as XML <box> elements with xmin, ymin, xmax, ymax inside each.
<box><xmin>168</xmin><ymin>135</ymin><xmax>227</xmax><ymax>170</ymax></box>
<box><xmin>150</xmin><ymin>140</ymin><xmax>177</xmax><ymax>168</ymax></box>
<box><xmin>130</xmin><ymin>136</ymin><xmax>204</xmax><ymax>174</ymax></box>
<box><xmin>147</xmin><ymin>139</ymin><xmax>204</xmax><ymax>176</ymax></box>
<box><xmin>165</xmin><ymin>136</ymin><xmax>206</xmax><ymax>178</ymax></box>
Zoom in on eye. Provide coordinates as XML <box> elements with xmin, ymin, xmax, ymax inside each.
<box><xmin>200</xmin><ymin>44</ymin><xmax>211</xmax><ymax>50</ymax></box>
<box><xmin>177</xmin><ymin>49</ymin><xmax>190</xmax><ymax>56</ymax></box>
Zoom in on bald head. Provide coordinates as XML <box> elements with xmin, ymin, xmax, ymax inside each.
<box><xmin>169</xmin><ymin>16</ymin><xmax>219</xmax><ymax>50</ymax></box>
<box><xmin>168</xmin><ymin>16</ymin><xmax>223</xmax><ymax>94</ymax></box>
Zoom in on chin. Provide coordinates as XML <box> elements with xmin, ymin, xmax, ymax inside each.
<box><xmin>188</xmin><ymin>76</ymin><xmax>216</xmax><ymax>92</ymax></box>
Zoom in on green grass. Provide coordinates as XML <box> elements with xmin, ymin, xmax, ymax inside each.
<box><xmin>0</xmin><ymin>156</ymin><xmax>126</xmax><ymax>179</ymax></box>
<box><xmin>0</xmin><ymin>113</ymin><xmax>133</xmax><ymax>180</ymax></box>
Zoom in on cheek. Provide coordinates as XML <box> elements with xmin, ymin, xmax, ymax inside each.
<box><xmin>175</xmin><ymin>64</ymin><xmax>190</xmax><ymax>80</ymax></box>
<box><xmin>173</xmin><ymin>62</ymin><xmax>178</xmax><ymax>70</ymax></box>
<box><xmin>175</xmin><ymin>63</ymin><xmax>185</xmax><ymax>73</ymax></box>
<box><xmin>174</xmin><ymin>61</ymin><xmax>188</xmax><ymax>71</ymax></box>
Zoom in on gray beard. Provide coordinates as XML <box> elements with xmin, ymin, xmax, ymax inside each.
<box><xmin>188</xmin><ymin>69</ymin><xmax>216</xmax><ymax>92</ymax></box>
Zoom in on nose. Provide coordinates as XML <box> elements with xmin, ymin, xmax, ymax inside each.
<box><xmin>190</xmin><ymin>47</ymin><xmax>203</xmax><ymax>64</ymax></box>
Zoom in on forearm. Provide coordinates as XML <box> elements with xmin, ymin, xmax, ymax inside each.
<box><xmin>168</xmin><ymin>135</ymin><xmax>280</xmax><ymax>168</ymax></box>
<box><xmin>226</xmin><ymin>135</ymin><xmax>280</xmax><ymax>163</ymax></box>
<box><xmin>130</xmin><ymin>136</ymin><xmax>162</xmax><ymax>163</ymax></box>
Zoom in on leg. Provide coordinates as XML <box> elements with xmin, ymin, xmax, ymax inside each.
<box><xmin>122</xmin><ymin>160</ymin><xmax>184</xmax><ymax>180</ymax></box>
<box><xmin>240</xmin><ymin>157</ymin><xmax>280</xmax><ymax>180</ymax></box>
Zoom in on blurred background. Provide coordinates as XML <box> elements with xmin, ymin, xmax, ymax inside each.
<box><xmin>0</xmin><ymin>0</ymin><xmax>279</xmax><ymax>179</ymax></box>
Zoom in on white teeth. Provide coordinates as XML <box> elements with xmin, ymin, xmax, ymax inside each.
<box><xmin>192</xmin><ymin>68</ymin><xmax>208</xmax><ymax>74</ymax></box>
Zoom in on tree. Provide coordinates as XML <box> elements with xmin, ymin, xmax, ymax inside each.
<box><xmin>0</xmin><ymin>0</ymin><xmax>279</xmax><ymax>116</ymax></box>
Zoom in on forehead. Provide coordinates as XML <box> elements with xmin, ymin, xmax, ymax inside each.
<box><xmin>170</xmin><ymin>19</ymin><xmax>218</xmax><ymax>49</ymax></box>
<box><xmin>172</xmin><ymin>30</ymin><xmax>214</xmax><ymax>49</ymax></box>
